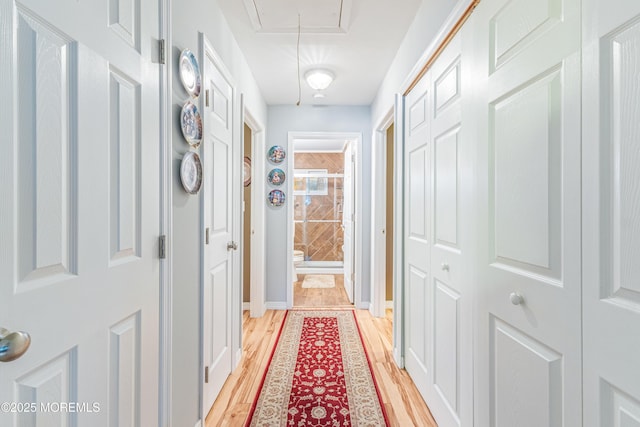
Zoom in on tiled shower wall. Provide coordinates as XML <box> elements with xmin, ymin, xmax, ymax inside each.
<box><xmin>294</xmin><ymin>152</ymin><xmax>345</xmax><ymax>262</ymax></box>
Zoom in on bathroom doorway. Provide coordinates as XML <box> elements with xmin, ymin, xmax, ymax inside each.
<box><xmin>287</xmin><ymin>132</ymin><xmax>361</xmax><ymax>308</ymax></box>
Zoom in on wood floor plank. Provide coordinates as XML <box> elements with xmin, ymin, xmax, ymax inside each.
<box><xmin>205</xmin><ymin>306</ymin><xmax>437</xmax><ymax>427</ymax></box>
<box><xmin>293</xmin><ymin>274</ymin><xmax>352</xmax><ymax>307</ymax></box>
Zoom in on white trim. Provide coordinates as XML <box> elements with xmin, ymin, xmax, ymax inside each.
<box><xmin>233</xmin><ymin>93</ymin><xmax>243</xmax><ymax>368</ymax></box>
<box><xmin>234</xmin><ymin>348</ymin><xmax>242</xmax><ymax>370</ymax></box>
<box><xmin>392</xmin><ymin>94</ymin><xmax>405</xmax><ymax>368</ymax></box>
<box><xmin>353</xmin><ymin>135</ymin><xmax>364</xmax><ymax>309</ymax></box>
<box><xmin>386</xmin><ymin>300</ymin><xmax>394</xmax><ymax>309</ymax></box>
<box><xmin>158</xmin><ymin>0</ymin><xmax>172</xmax><ymax>425</ymax></box>
<box><xmin>286</xmin><ymin>132</ymin><xmax>363</xmax><ymax>309</ymax></box>
<box><xmin>243</xmin><ymin>302</ymin><xmax>251</xmax><ymax>310</ymax></box>
<box><xmin>243</xmin><ymin>107</ymin><xmax>267</xmax><ymax>318</ymax></box>
<box><xmin>398</xmin><ymin>0</ymin><xmax>472</xmax><ymax>97</ymax></box>
<box><xmin>355</xmin><ymin>301</ymin><xmax>369</xmax><ymax>310</ymax></box>
<box><xmin>371</xmin><ymin>108</ymin><xmax>394</xmax><ymax>318</ymax></box>
<box><xmin>265</xmin><ymin>301</ymin><xmax>288</xmax><ymax>310</ymax></box>
<box><xmin>296</xmin><ymin>267</ymin><xmax>344</xmax><ymax>275</ymax></box>
<box><xmin>294</xmin><ymin>149</ymin><xmax>345</xmax><ymax>153</ymax></box>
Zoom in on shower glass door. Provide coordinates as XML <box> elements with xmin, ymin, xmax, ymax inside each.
<box><xmin>293</xmin><ymin>170</ymin><xmax>344</xmax><ymax>269</ymax></box>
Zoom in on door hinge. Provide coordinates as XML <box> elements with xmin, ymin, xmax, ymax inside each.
<box><xmin>159</xmin><ymin>39</ymin><xmax>166</xmax><ymax>65</ymax></box>
<box><xmin>159</xmin><ymin>235</ymin><xmax>166</xmax><ymax>259</ymax></box>
<box><xmin>205</xmin><ymin>227</ymin><xmax>210</xmax><ymax>245</ymax></box>
<box><xmin>204</xmin><ymin>366</ymin><xmax>209</xmax><ymax>383</ymax></box>
<box><xmin>205</xmin><ymin>90</ymin><xmax>210</xmax><ymax>107</ymax></box>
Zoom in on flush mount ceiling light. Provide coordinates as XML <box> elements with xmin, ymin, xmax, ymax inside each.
<box><xmin>305</xmin><ymin>69</ymin><xmax>334</xmax><ymax>91</ymax></box>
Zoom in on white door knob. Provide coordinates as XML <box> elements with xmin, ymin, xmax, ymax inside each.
<box><xmin>510</xmin><ymin>292</ymin><xmax>524</xmax><ymax>305</ymax></box>
<box><xmin>441</xmin><ymin>263</ymin><xmax>450</xmax><ymax>272</ymax></box>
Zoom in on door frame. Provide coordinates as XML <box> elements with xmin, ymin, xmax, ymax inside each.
<box><xmin>241</xmin><ymin>105</ymin><xmax>266</xmax><ymax>318</ymax></box>
<box><xmin>159</xmin><ymin>0</ymin><xmax>172</xmax><ymax>425</ymax></box>
<box><xmin>371</xmin><ymin>97</ymin><xmax>405</xmax><ymax>368</ymax></box>
<box><xmin>371</xmin><ymin>108</ymin><xmax>394</xmax><ymax>318</ymax></box>
<box><xmin>198</xmin><ymin>32</ymin><xmax>242</xmax><ymax>421</ymax></box>
<box><xmin>285</xmin><ymin>131</ymin><xmax>364</xmax><ymax>309</ymax></box>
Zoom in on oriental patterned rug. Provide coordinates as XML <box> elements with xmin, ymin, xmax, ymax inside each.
<box><xmin>245</xmin><ymin>310</ymin><xmax>389</xmax><ymax>426</ymax></box>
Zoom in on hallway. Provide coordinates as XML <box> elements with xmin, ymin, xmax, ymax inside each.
<box><xmin>293</xmin><ymin>274</ymin><xmax>353</xmax><ymax>307</ymax></box>
<box><xmin>205</xmin><ymin>309</ymin><xmax>437</xmax><ymax>426</ymax></box>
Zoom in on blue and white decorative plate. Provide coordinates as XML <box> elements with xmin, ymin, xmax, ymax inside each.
<box><xmin>267</xmin><ymin>189</ymin><xmax>286</xmax><ymax>207</ymax></box>
<box><xmin>180</xmin><ymin>101</ymin><xmax>202</xmax><ymax>147</ymax></box>
<box><xmin>179</xmin><ymin>48</ymin><xmax>201</xmax><ymax>97</ymax></box>
<box><xmin>267</xmin><ymin>145</ymin><xmax>286</xmax><ymax>164</ymax></box>
<box><xmin>268</xmin><ymin>168</ymin><xmax>285</xmax><ymax>186</ymax></box>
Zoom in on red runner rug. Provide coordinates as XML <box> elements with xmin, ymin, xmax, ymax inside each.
<box><xmin>245</xmin><ymin>310</ymin><xmax>389</xmax><ymax>426</ymax></box>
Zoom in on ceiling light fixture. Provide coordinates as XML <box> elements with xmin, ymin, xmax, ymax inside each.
<box><xmin>305</xmin><ymin>69</ymin><xmax>334</xmax><ymax>91</ymax></box>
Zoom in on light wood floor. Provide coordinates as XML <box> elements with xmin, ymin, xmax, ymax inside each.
<box><xmin>293</xmin><ymin>274</ymin><xmax>352</xmax><ymax>307</ymax></box>
<box><xmin>204</xmin><ymin>306</ymin><xmax>437</xmax><ymax>426</ymax></box>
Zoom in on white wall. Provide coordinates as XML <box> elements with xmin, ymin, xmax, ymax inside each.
<box><xmin>371</xmin><ymin>0</ymin><xmax>463</xmax><ymax>124</ymax></box>
<box><xmin>266</xmin><ymin>105</ymin><xmax>372</xmax><ymax>304</ymax></box>
<box><xmin>171</xmin><ymin>1</ymin><xmax>267</xmax><ymax>425</ymax></box>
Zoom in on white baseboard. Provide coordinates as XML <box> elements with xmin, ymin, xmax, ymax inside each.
<box><xmin>234</xmin><ymin>348</ymin><xmax>242</xmax><ymax>369</ymax></box>
<box><xmin>242</xmin><ymin>302</ymin><xmax>250</xmax><ymax>310</ymax></box>
<box><xmin>356</xmin><ymin>301</ymin><xmax>369</xmax><ymax>310</ymax></box>
<box><xmin>296</xmin><ymin>268</ymin><xmax>344</xmax><ymax>275</ymax></box>
<box><xmin>265</xmin><ymin>301</ymin><xmax>288</xmax><ymax>310</ymax></box>
<box><xmin>386</xmin><ymin>300</ymin><xmax>393</xmax><ymax>309</ymax></box>
<box><xmin>393</xmin><ymin>348</ymin><xmax>404</xmax><ymax>368</ymax></box>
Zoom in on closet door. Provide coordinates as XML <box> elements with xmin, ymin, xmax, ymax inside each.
<box><xmin>404</xmin><ymin>33</ymin><xmax>472</xmax><ymax>426</ymax></box>
<box><xmin>471</xmin><ymin>0</ymin><xmax>582</xmax><ymax>425</ymax></box>
<box><xmin>404</xmin><ymin>64</ymin><xmax>432</xmax><ymax>399</ymax></box>
<box><xmin>583</xmin><ymin>1</ymin><xmax>640</xmax><ymax>425</ymax></box>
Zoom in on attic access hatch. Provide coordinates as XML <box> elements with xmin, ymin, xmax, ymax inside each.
<box><xmin>242</xmin><ymin>0</ymin><xmax>352</xmax><ymax>33</ymax></box>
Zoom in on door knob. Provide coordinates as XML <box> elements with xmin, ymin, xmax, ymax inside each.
<box><xmin>510</xmin><ymin>292</ymin><xmax>524</xmax><ymax>305</ymax></box>
<box><xmin>0</xmin><ymin>327</ymin><xmax>31</xmax><ymax>362</ymax></box>
<box><xmin>227</xmin><ymin>241</ymin><xmax>238</xmax><ymax>251</ymax></box>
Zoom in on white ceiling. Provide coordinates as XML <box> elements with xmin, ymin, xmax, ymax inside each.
<box><xmin>217</xmin><ymin>0</ymin><xmax>422</xmax><ymax>105</ymax></box>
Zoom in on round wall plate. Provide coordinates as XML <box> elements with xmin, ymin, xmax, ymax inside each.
<box><xmin>180</xmin><ymin>101</ymin><xmax>203</xmax><ymax>147</ymax></box>
<box><xmin>244</xmin><ymin>157</ymin><xmax>252</xmax><ymax>187</ymax></box>
<box><xmin>267</xmin><ymin>189</ymin><xmax>286</xmax><ymax>207</ymax></box>
<box><xmin>179</xmin><ymin>49</ymin><xmax>201</xmax><ymax>97</ymax></box>
<box><xmin>180</xmin><ymin>151</ymin><xmax>203</xmax><ymax>195</ymax></box>
<box><xmin>267</xmin><ymin>145</ymin><xmax>286</xmax><ymax>164</ymax></box>
<box><xmin>268</xmin><ymin>168</ymin><xmax>285</xmax><ymax>186</ymax></box>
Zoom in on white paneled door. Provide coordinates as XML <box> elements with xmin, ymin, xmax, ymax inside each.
<box><xmin>472</xmin><ymin>0</ymin><xmax>582</xmax><ymax>425</ymax></box>
<box><xmin>583</xmin><ymin>1</ymin><xmax>640</xmax><ymax>425</ymax></box>
<box><xmin>404</xmin><ymin>65</ymin><xmax>432</xmax><ymax>401</ymax></box>
<box><xmin>202</xmin><ymin>44</ymin><xmax>235</xmax><ymax>413</ymax></box>
<box><xmin>0</xmin><ymin>0</ymin><xmax>160</xmax><ymax>425</ymax></box>
<box><xmin>403</xmin><ymin>33</ymin><xmax>472</xmax><ymax>427</ymax></box>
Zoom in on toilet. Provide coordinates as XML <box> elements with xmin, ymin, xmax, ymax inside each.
<box><xmin>293</xmin><ymin>250</ymin><xmax>305</xmax><ymax>282</ymax></box>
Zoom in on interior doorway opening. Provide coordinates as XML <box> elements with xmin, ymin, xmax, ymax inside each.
<box><xmin>385</xmin><ymin>124</ymin><xmax>395</xmax><ymax>312</ymax></box>
<box><xmin>287</xmin><ymin>132</ymin><xmax>362</xmax><ymax>308</ymax></box>
<box><xmin>242</xmin><ymin>123</ymin><xmax>252</xmax><ymax>311</ymax></box>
